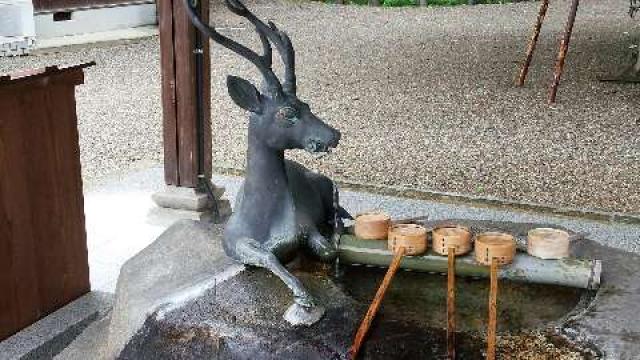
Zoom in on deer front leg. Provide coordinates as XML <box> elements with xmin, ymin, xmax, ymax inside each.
<box><xmin>234</xmin><ymin>237</ymin><xmax>314</xmax><ymax>307</ymax></box>
<box><xmin>307</xmin><ymin>229</ymin><xmax>337</xmax><ymax>262</ymax></box>
<box><xmin>234</xmin><ymin>238</ymin><xmax>325</xmax><ymax>325</ymax></box>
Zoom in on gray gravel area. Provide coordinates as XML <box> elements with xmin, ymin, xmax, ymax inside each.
<box><xmin>208</xmin><ymin>171</ymin><xmax>640</xmax><ymax>254</ymax></box>
<box><xmin>1</xmin><ymin>0</ymin><xmax>638</xmax><ymax>214</ymax></box>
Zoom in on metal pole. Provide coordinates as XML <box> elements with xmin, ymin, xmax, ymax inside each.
<box><xmin>517</xmin><ymin>0</ymin><xmax>549</xmax><ymax>86</ymax></box>
<box><xmin>548</xmin><ymin>0</ymin><xmax>580</xmax><ymax>104</ymax></box>
<box><xmin>192</xmin><ymin>0</ymin><xmax>219</xmax><ymax>219</ymax></box>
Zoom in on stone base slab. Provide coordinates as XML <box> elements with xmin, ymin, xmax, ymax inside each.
<box><xmin>151</xmin><ymin>185</ymin><xmax>226</xmax><ymax>212</ymax></box>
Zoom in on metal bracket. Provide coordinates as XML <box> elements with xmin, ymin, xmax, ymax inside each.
<box><xmin>198</xmin><ymin>175</ymin><xmax>220</xmax><ymax>221</ymax></box>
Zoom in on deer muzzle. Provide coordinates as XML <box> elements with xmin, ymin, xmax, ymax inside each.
<box><xmin>304</xmin><ymin>128</ymin><xmax>341</xmax><ymax>154</ymax></box>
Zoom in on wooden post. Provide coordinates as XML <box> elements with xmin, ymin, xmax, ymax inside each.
<box><xmin>158</xmin><ymin>0</ymin><xmax>211</xmax><ymax>187</ymax></box>
<box><xmin>487</xmin><ymin>258</ymin><xmax>499</xmax><ymax>360</ymax></box>
<box><xmin>349</xmin><ymin>247</ymin><xmax>406</xmax><ymax>360</ymax></box>
<box><xmin>447</xmin><ymin>247</ymin><xmax>456</xmax><ymax>360</ymax></box>
<box><xmin>517</xmin><ymin>0</ymin><xmax>549</xmax><ymax>86</ymax></box>
<box><xmin>548</xmin><ymin>0</ymin><xmax>580</xmax><ymax>104</ymax></box>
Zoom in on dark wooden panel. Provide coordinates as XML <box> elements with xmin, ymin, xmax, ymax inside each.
<box><xmin>0</xmin><ymin>181</ymin><xmax>15</xmax><ymax>340</ymax></box>
<box><xmin>173</xmin><ymin>0</ymin><xmax>198</xmax><ymax>187</ymax></box>
<box><xmin>22</xmin><ymin>86</ymin><xmax>66</xmax><ymax>316</ymax></box>
<box><xmin>0</xmin><ymin>94</ymin><xmax>43</xmax><ymax>340</ymax></box>
<box><xmin>54</xmin><ymin>87</ymin><xmax>91</xmax><ymax>303</ymax></box>
<box><xmin>0</xmin><ymin>65</ymin><xmax>90</xmax><ymax>341</ymax></box>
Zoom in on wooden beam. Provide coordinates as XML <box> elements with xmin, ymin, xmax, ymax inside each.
<box><xmin>548</xmin><ymin>0</ymin><xmax>580</xmax><ymax>104</ymax></box>
<box><xmin>159</xmin><ymin>0</ymin><xmax>211</xmax><ymax>187</ymax></box>
<box><xmin>158</xmin><ymin>0</ymin><xmax>179</xmax><ymax>185</ymax></box>
<box><xmin>517</xmin><ymin>0</ymin><xmax>549</xmax><ymax>87</ymax></box>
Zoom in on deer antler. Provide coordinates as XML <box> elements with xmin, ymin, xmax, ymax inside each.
<box><xmin>225</xmin><ymin>0</ymin><xmax>297</xmax><ymax>96</ymax></box>
<box><xmin>181</xmin><ymin>0</ymin><xmax>283</xmax><ymax>97</ymax></box>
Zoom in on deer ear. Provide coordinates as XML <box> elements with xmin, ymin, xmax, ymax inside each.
<box><xmin>227</xmin><ymin>76</ymin><xmax>263</xmax><ymax>113</ymax></box>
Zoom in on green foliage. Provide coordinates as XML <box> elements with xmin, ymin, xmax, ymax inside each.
<box><xmin>382</xmin><ymin>0</ymin><xmax>415</xmax><ymax>6</ymax></box>
<box><xmin>320</xmin><ymin>0</ymin><xmax>512</xmax><ymax>6</ymax></box>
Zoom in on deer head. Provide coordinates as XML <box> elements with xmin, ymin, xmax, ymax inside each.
<box><xmin>183</xmin><ymin>0</ymin><xmax>341</xmax><ymax>154</ymax></box>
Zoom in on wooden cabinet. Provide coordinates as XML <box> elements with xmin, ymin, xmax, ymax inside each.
<box><xmin>0</xmin><ymin>63</ymin><xmax>92</xmax><ymax>341</ymax></box>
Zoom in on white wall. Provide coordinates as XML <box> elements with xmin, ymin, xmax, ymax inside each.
<box><xmin>35</xmin><ymin>3</ymin><xmax>157</xmax><ymax>39</ymax></box>
<box><xmin>0</xmin><ymin>0</ymin><xmax>36</xmax><ymax>37</ymax></box>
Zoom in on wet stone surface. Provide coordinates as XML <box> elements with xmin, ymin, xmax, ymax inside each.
<box><xmin>120</xmin><ymin>267</ymin><xmax>490</xmax><ymax>359</ymax></box>
<box><xmin>119</xmin><ymin>269</ymin><xmax>361</xmax><ymax>360</ymax></box>
<box><xmin>112</xmin><ymin>219</ymin><xmax>640</xmax><ymax>360</ymax></box>
<box><xmin>119</xmin><ymin>262</ymin><xmax>589</xmax><ymax>359</ymax></box>
<box><xmin>338</xmin><ymin>266</ymin><xmax>584</xmax><ymax>334</ymax></box>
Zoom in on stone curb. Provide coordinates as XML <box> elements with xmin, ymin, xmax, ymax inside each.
<box><xmin>0</xmin><ymin>292</ymin><xmax>114</xmax><ymax>360</ymax></box>
<box><xmin>213</xmin><ymin>166</ymin><xmax>640</xmax><ymax>225</ymax></box>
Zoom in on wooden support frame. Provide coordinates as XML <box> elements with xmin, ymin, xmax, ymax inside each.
<box><xmin>517</xmin><ymin>0</ymin><xmax>549</xmax><ymax>87</ymax></box>
<box><xmin>548</xmin><ymin>0</ymin><xmax>580</xmax><ymax>104</ymax></box>
<box><xmin>158</xmin><ymin>0</ymin><xmax>211</xmax><ymax>187</ymax></box>
<box><xmin>516</xmin><ymin>0</ymin><xmax>581</xmax><ymax>104</ymax></box>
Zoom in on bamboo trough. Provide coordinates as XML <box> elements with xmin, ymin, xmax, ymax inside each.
<box><xmin>338</xmin><ymin>234</ymin><xmax>601</xmax><ymax>290</ymax></box>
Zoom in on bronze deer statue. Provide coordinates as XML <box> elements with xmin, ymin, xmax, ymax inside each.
<box><xmin>182</xmin><ymin>0</ymin><xmax>351</xmax><ymax>325</ymax></box>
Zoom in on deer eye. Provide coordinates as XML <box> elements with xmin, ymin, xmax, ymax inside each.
<box><xmin>275</xmin><ymin>106</ymin><xmax>299</xmax><ymax>127</ymax></box>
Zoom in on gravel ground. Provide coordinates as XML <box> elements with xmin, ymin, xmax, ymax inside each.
<box><xmin>1</xmin><ymin>0</ymin><xmax>638</xmax><ymax>214</ymax></box>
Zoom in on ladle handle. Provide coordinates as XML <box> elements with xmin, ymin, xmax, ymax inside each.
<box><xmin>487</xmin><ymin>258</ymin><xmax>499</xmax><ymax>360</ymax></box>
<box><xmin>349</xmin><ymin>247</ymin><xmax>406</xmax><ymax>360</ymax></box>
<box><xmin>447</xmin><ymin>247</ymin><xmax>456</xmax><ymax>360</ymax></box>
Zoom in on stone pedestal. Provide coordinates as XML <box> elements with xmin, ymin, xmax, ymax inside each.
<box><xmin>152</xmin><ymin>184</ymin><xmax>231</xmax><ymax>222</ymax></box>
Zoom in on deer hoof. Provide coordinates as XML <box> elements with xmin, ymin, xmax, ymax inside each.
<box><xmin>293</xmin><ymin>293</ymin><xmax>316</xmax><ymax>308</ymax></box>
<box><xmin>284</xmin><ymin>303</ymin><xmax>325</xmax><ymax>326</ymax></box>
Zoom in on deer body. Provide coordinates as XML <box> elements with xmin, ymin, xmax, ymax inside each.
<box><xmin>184</xmin><ymin>0</ymin><xmax>350</xmax><ymax>325</ymax></box>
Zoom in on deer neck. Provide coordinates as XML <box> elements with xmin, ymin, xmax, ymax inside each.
<box><xmin>244</xmin><ymin>132</ymin><xmax>292</xmax><ymax>208</ymax></box>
